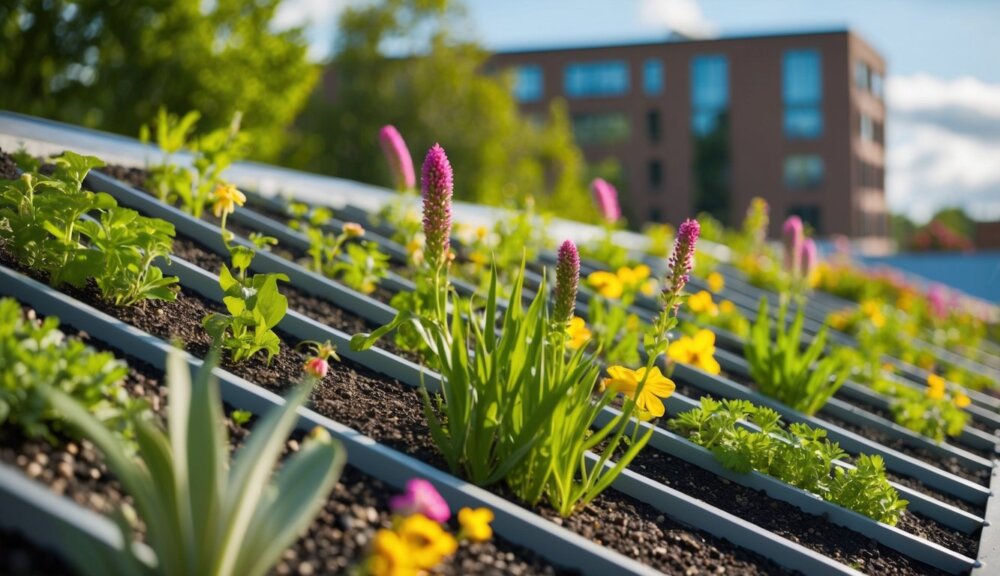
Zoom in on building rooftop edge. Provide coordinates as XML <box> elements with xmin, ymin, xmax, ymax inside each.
<box><xmin>492</xmin><ymin>27</ymin><xmax>855</xmax><ymax>56</ymax></box>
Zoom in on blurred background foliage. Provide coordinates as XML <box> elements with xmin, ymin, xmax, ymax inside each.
<box><xmin>1</xmin><ymin>0</ymin><xmax>602</xmax><ymax>222</ymax></box>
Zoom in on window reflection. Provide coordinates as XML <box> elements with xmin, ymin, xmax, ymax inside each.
<box><xmin>564</xmin><ymin>61</ymin><xmax>629</xmax><ymax>98</ymax></box>
<box><xmin>783</xmin><ymin>49</ymin><xmax>822</xmax><ymax>139</ymax></box>
<box><xmin>514</xmin><ymin>65</ymin><xmax>543</xmax><ymax>102</ymax></box>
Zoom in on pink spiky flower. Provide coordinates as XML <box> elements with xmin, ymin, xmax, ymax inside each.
<box><xmin>782</xmin><ymin>216</ymin><xmax>804</xmax><ymax>277</ymax></box>
<box><xmin>379</xmin><ymin>125</ymin><xmax>415</xmax><ymax>192</ymax></box>
<box><xmin>553</xmin><ymin>239</ymin><xmax>580</xmax><ymax>324</ymax></box>
<box><xmin>664</xmin><ymin>219</ymin><xmax>700</xmax><ymax>307</ymax></box>
<box><xmin>390</xmin><ymin>478</ymin><xmax>451</xmax><ymax>523</ymax></box>
<box><xmin>590</xmin><ymin>178</ymin><xmax>621</xmax><ymax>223</ymax></box>
<box><xmin>421</xmin><ymin>144</ymin><xmax>454</xmax><ymax>269</ymax></box>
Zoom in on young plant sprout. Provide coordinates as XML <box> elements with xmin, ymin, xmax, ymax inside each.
<box><xmin>202</xmin><ymin>183</ymin><xmax>289</xmax><ymax>364</ymax></box>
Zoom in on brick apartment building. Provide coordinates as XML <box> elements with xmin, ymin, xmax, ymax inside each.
<box><xmin>488</xmin><ymin>29</ymin><xmax>887</xmax><ymax>241</ymax></box>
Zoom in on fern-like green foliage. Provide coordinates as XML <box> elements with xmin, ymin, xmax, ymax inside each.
<box><xmin>0</xmin><ymin>298</ymin><xmax>142</xmax><ymax>442</ymax></box>
<box><xmin>670</xmin><ymin>397</ymin><xmax>908</xmax><ymax>525</ymax></box>
<box><xmin>744</xmin><ymin>298</ymin><xmax>850</xmax><ymax>415</ymax></box>
<box><xmin>49</xmin><ymin>349</ymin><xmax>345</xmax><ymax>576</ymax></box>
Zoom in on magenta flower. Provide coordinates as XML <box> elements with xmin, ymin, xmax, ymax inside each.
<box><xmin>421</xmin><ymin>144</ymin><xmax>454</xmax><ymax>269</ymax></box>
<box><xmin>927</xmin><ymin>284</ymin><xmax>948</xmax><ymax>319</ymax></box>
<box><xmin>782</xmin><ymin>216</ymin><xmax>804</xmax><ymax>277</ymax></box>
<box><xmin>664</xmin><ymin>219</ymin><xmax>700</xmax><ymax>307</ymax></box>
<box><xmin>379</xmin><ymin>125</ymin><xmax>415</xmax><ymax>192</ymax></box>
<box><xmin>304</xmin><ymin>357</ymin><xmax>329</xmax><ymax>379</ymax></box>
<box><xmin>553</xmin><ymin>239</ymin><xmax>580</xmax><ymax>324</ymax></box>
<box><xmin>389</xmin><ymin>478</ymin><xmax>451</xmax><ymax>523</ymax></box>
<box><xmin>590</xmin><ymin>178</ymin><xmax>621</xmax><ymax>223</ymax></box>
<box><xmin>801</xmin><ymin>238</ymin><xmax>818</xmax><ymax>279</ymax></box>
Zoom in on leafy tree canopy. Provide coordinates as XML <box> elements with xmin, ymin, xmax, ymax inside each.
<box><xmin>285</xmin><ymin>0</ymin><xmax>599</xmax><ymax>222</ymax></box>
<box><xmin>0</xmin><ymin>0</ymin><xmax>317</xmax><ymax>160</ymax></box>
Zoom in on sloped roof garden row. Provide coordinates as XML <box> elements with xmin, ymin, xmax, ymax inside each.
<box><xmin>0</xmin><ymin>112</ymin><xmax>997</xmax><ymax>576</ymax></box>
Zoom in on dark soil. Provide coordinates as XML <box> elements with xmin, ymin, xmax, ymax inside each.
<box><xmin>0</xmin><ymin>306</ymin><xmax>563</xmax><ymax>576</ymax></box>
<box><xmin>0</xmin><ymin>149</ymin><xmax>19</xmax><ymax>179</ymax></box>
<box><xmin>630</xmin><ymin>441</ymin><xmax>975</xmax><ymax>567</ymax></box>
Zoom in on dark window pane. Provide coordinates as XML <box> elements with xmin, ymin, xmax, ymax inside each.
<box><xmin>784</xmin><ymin>155</ymin><xmax>824</xmax><ymax>189</ymax></box>
<box><xmin>649</xmin><ymin>159</ymin><xmax>662</xmax><ymax>190</ymax></box>
<box><xmin>647</xmin><ymin>109</ymin><xmax>661</xmax><ymax>143</ymax></box>
<box><xmin>572</xmin><ymin>112</ymin><xmax>631</xmax><ymax>145</ymax></box>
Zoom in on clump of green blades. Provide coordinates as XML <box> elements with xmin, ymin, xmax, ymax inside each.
<box><xmin>745</xmin><ymin>297</ymin><xmax>851</xmax><ymax>415</ymax></box>
<box><xmin>48</xmin><ymin>350</ymin><xmax>345</xmax><ymax>576</ymax></box>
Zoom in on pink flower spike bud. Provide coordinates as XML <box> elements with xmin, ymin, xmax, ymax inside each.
<box><xmin>664</xmin><ymin>219</ymin><xmax>700</xmax><ymax>306</ymax></box>
<box><xmin>590</xmin><ymin>178</ymin><xmax>621</xmax><ymax>223</ymax></box>
<box><xmin>421</xmin><ymin>144</ymin><xmax>454</xmax><ymax>269</ymax></box>
<box><xmin>389</xmin><ymin>478</ymin><xmax>451</xmax><ymax>523</ymax></box>
<box><xmin>782</xmin><ymin>216</ymin><xmax>804</xmax><ymax>277</ymax></box>
<box><xmin>379</xmin><ymin>125</ymin><xmax>415</xmax><ymax>192</ymax></box>
<box><xmin>553</xmin><ymin>239</ymin><xmax>580</xmax><ymax>324</ymax></box>
<box><xmin>304</xmin><ymin>357</ymin><xmax>329</xmax><ymax>379</ymax></box>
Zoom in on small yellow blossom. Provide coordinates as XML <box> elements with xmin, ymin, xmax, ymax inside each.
<box><xmin>567</xmin><ymin>316</ymin><xmax>592</xmax><ymax>350</ymax></box>
<box><xmin>475</xmin><ymin>226</ymin><xmax>489</xmax><ymax>241</ymax></box>
<box><xmin>397</xmin><ymin>514</ymin><xmax>457</xmax><ymax>569</ymax></box>
<box><xmin>954</xmin><ymin>392</ymin><xmax>971</xmax><ymax>408</ymax></box>
<box><xmin>342</xmin><ymin>222</ymin><xmax>365</xmax><ymax>238</ymax></box>
<box><xmin>588</xmin><ymin>270</ymin><xmax>624</xmax><ymax>300</ymax></box>
<box><xmin>211</xmin><ymin>183</ymin><xmax>246</xmax><ymax>219</ymax></box>
<box><xmin>406</xmin><ymin>237</ymin><xmax>424</xmax><ymax>266</ymax></box>
<box><xmin>719</xmin><ymin>300</ymin><xmax>736</xmax><ymax>315</ymax></box>
<box><xmin>687</xmin><ymin>291</ymin><xmax>719</xmax><ymax>317</ymax></box>
<box><xmin>828</xmin><ymin>311</ymin><xmax>849</xmax><ymax>331</ymax></box>
<box><xmin>707</xmin><ymin>271</ymin><xmax>725</xmax><ymax>294</ymax></box>
<box><xmin>369</xmin><ymin>529</ymin><xmax>417</xmax><ymax>576</ymax></box>
<box><xmin>640</xmin><ymin>279</ymin><xmax>657</xmax><ymax>297</ymax></box>
<box><xmin>468</xmin><ymin>250</ymin><xmax>487</xmax><ymax>266</ymax></box>
<box><xmin>616</xmin><ymin>264</ymin><xmax>651</xmax><ymax>288</ymax></box>
<box><xmin>458</xmin><ymin>507</ymin><xmax>494</xmax><ymax>542</ymax></box>
<box><xmin>926</xmin><ymin>373</ymin><xmax>946</xmax><ymax>401</ymax></box>
<box><xmin>860</xmin><ymin>300</ymin><xmax>886</xmax><ymax>329</ymax></box>
<box><xmin>668</xmin><ymin>329</ymin><xmax>722</xmax><ymax>375</ymax></box>
<box><xmin>600</xmin><ymin>366</ymin><xmax>676</xmax><ymax>418</ymax></box>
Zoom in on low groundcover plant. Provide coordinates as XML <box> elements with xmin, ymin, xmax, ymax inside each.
<box><xmin>670</xmin><ymin>397</ymin><xmax>908</xmax><ymax>525</ymax></box>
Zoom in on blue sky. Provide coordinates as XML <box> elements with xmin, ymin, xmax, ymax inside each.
<box><xmin>276</xmin><ymin>0</ymin><xmax>1000</xmax><ymax>223</ymax></box>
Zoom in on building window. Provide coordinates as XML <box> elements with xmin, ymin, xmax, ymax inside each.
<box><xmin>784</xmin><ymin>155</ymin><xmax>824</xmax><ymax>189</ymax></box>
<box><xmin>691</xmin><ymin>55</ymin><xmax>729</xmax><ymax>136</ymax></box>
<box><xmin>648</xmin><ymin>159</ymin><xmax>663</xmax><ymax>190</ymax></box>
<box><xmin>857</xmin><ymin>158</ymin><xmax>884</xmax><ymax>190</ymax></box>
<box><xmin>643</xmin><ymin>59</ymin><xmax>664</xmax><ymax>95</ymax></box>
<box><xmin>564</xmin><ymin>61</ymin><xmax>629</xmax><ymax>98</ymax></box>
<box><xmin>855</xmin><ymin>61</ymin><xmax>870</xmax><ymax>91</ymax></box>
<box><xmin>871</xmin><ymin>72</ymin><xmax>884</xmax><ymax>100</ymax></box>
<box><xmin>513</xmin><ymin>65</ymin><xmax>543</xmax><ymax>102</ymax></box>
<box><xmin>650</xmin><ymin>206</ymin><xmax>663</xmax><ymax>223</ymax></box>
<box><xmin>788</xmin><ymin>205</ymin><xmax>822</xmax><ymax>235</ymax></box>
<box><xmin>571</xmin><ymin>112</ymin><xmax>630</xmax><ymax>145</ymax></box>
<box><xmin>690</xmin><ymin>54</ymin><xmax>731</xmax><ymax>223</ymax></box>
<box><xmin>859</xmin><ymin>113</ymin><xmax>883</xmax><ymax>145</ymax></box>
<box><xmin>647</xmin><ymin>109</ymin><xmax>661</xmax><ymax>143</ymax></box>
<box><xmin>782</xmin><ymin>49</ymin><xmax>823</xmax><ymax>139</ymax></box>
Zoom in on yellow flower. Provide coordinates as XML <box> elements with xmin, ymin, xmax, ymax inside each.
<box><xmin>342</xmin><ymin>222</ymin><xmax>365</xmax><ymax>238</ymax></box>
<box><xmin>687</xmin><ymin>291</ymin><xmax>718</xmax><ymax>317</ymax></box>
<box><xmin>926</xmin><ymin>373</ymin><xmax>946</xmax><ymax>401</ymax></box>
<box><xmin>600</xmin><ymin>366</ymin><xmax>675</xmax><ymax>418</ymax></box>
<box><xmin>369</xmin><ymin>529</ymin><xmax>417</xmax><ymax>576</ymax></box>
<box><xmin>468</xmin><ymin>250</ymin><xmax>487</xmax><ymax>266</ymax></box>
<box><xmin>707</xmin><ymin>271</ymin><xmax>725</xmax><ymax>293</ymax></box>
<box><xmin>668</xmin><ymin>330</ymin><xmax>722</xmax><ymax>375</ymax></box>
<box><xmin>616</xmin><ymin>264</ymin><xmax>651</xmax><ymax>288</ymax></box>
<box><xmin>396</xmin><ymin>514</ymin><xmax>457</xmax><ymax>569</ymax></box>
<box><xmin>475</xmin><ymin>226</ymin><xmax>489</xmax><ymax>241</ymax></box>
<box><xmin>640</xmin><ymin>279</ymin><xmax>657</xmax><ymax>297</ymax></box>
<box><xmin>588</xmin><ymin>271</ymin><xmax>624</xmax><ymax>299</ymax></box>
<box><xmin>406</xmin><ymin>237</ymin><xmax>424</xmax><ymax>266</ymax></box>
<box><xmin>719</xmin><ymin>300</ymin><xmax>735</xmax><ymax>315</ymax></box>
<box><xmin>458</xmin><ymin>507</ymin><xmax>494</xmax><ymax>542</ymax></box>
<box><xmin>567</xmin><ymin>316</ymin><xmax>592</xmax><ymax>350</ymax></box>
<box><xmin>211</xmin><ymin>183</ymin><xmax>246</xmax><ymax>219</ymax></box>
<box><xmin>954</xmin><ymin>392</ymin><xmax>971</xmax><ymax>408</ymax></box>
<box><xmin>828</xmin><ymin>311</ymin><xmax>849</xmax><ymax>331</ymax></box>
<box><xmin>861</xmin><ymin>300</ymin><xmax>885</xmax><ymax>329</ymax></box>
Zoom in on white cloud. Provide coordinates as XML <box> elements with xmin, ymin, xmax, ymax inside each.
<box><xmin>886</xmin><ymin>74</ymin><xmax>1000</xmax><ymax>223</ymax></box>
<box><xmin>639</xmin><ymin>0</ymin><xmax>716</xmax><ymax>38</ymax></box>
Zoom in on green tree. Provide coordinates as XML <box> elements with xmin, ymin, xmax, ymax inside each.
<box><xmin>0</xmin><ymin>0</ymin><xmax>316</xmax><ymax>161</ymax></box>
<box><xmin>929</xmin><ymin>207</ymin><xmax>974</xmax><ymax>237</ymax></box>
<box><xmin>286</xmin><ymin>0</ymin><xmax>597</xmax><ymax>221</ymax></box>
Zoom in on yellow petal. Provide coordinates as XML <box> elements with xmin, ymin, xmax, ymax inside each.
<box><xmin>693</xmin><ymin>329</ymin><xmax>716</xmax><ymax>350</ymax></box>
